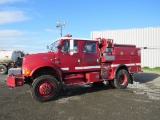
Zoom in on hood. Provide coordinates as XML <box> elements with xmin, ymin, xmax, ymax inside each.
<box><xmin>23</xmin><ymin>52</ymin><xmax>55</xmax><ymax>66</ymax></box>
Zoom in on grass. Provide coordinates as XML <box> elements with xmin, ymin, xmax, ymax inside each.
<box><xmin>142</xmin><ymin>67</ymin><xmax>160</xmax><ymax>72</ymax></box>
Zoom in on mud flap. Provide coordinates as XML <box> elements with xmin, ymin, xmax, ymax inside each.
<box><xmin>129</xmin><ymin>74</ymin><xmax>134</xmax><ymax>84</ymax></box>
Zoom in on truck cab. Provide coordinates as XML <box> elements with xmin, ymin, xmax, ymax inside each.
<box><xmin>50</xmin><ymin>36</ymin><xmax>100</xmax><ymax>73</ymax></box>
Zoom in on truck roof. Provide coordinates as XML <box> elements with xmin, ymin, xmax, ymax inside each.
<box><xmin>58</xmin><ymin>37</ymin><xmax>96</xmax><ymax>41</ymax></box>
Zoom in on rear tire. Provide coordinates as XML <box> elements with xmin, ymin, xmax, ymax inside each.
<box><xmin>32</xmin><ymin>75</ymin><xmax>59</xmax><ymax>102</ymax></box>
<box><xmin>0</xmin><ymin>64</ymin><xmax>7</xmax><ymax>75</ymax></box>
<box><xmin>114</xmin><ymin>69</ymin><xmax>129</xmax><ymax>89</ymax></box>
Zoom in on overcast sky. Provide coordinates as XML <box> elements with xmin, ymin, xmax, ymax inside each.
<box><xmin>0</xmin><ymin>0</ymin><xmax>160</xmax><ymax>53</ymax></box>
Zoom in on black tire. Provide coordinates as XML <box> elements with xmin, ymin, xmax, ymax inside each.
<box><xmin>32</xmin><ymin>75</ymin><xmax>59</xmax><ymax>102</ymax></box>
<box><xmin>114</xmin><ymin>69</ymin><xmax>129</xmax><ymax>89</ymax></box>
<box><xmin>109</xmin><ymin>80</ymin><xmax>115</xmax><ymax>88</ymax></box>
<box><xmin>0</xmin><ymin>64</ymin><xmax>7</xmax><ymax>75</ymax></box>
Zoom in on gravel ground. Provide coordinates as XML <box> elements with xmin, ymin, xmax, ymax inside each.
<box><xmin>0</xmin><ymin>71</ymin><xmax>160</xmax><ymax>120</ymax></box>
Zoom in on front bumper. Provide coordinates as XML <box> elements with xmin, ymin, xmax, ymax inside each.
<box><xmin>7</xmin><ymin>75</ymin><xmax>24</xmax><ymax>87</ymax></box>
<box><xmin>6</xmin><ymin>68</ymin><xmax>24</xmax><ymax>88</ymax></box>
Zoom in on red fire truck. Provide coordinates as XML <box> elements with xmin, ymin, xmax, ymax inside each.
<box><xmin>6</xmin><ymin>34</ymin><xmax>141</xmax><ymax>102</ymax></box>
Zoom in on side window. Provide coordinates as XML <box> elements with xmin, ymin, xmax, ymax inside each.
<box><xmin>61</xmin><ymin>41</ymin><xmax>69</xmax><ymax>52</ymax></box>
<box><xmin>61</xmin><ymin>41</ymin><xmax>78</xmax><ymax>53</ymax></box>
<box><xmin>74</xmin><ymin>42</ymin><xmax>78</xmax><ymax>53</ymax></box>
<box><xmin>83</xmin><ymin>42</ymin><xmax>96</xmax><ymax>53</ymax></box>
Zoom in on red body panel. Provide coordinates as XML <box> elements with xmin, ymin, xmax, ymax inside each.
<box><xmin>64</xmin><ymin>73</ymin><xmax>85</xmax><ymax>85</ymax></box>
<box><xmin>86</xmin><ymin>72</ymin><xmax>100</xmax><ymax>83</ymax></box>
<box><xmin>22</xmin><ymin>52</ymin><xmax>55</xmax><ymax>76</ymax></box>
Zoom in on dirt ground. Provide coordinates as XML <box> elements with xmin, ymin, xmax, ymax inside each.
<box><xmin>0</xmin><ymin>71</ymin><xmax>160</xmax><ymax>120</ymax></box>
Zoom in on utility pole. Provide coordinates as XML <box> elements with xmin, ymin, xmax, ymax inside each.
<box><xmin>56</xmin><ymin>21</ymin><xmax>66</xmax><ymax>37</ymax></box>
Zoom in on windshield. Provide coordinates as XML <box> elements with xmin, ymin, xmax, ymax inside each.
<box><xmin>50</xmin><ymin>40</ymin><xmax>60</xmax><ymax>51</ymax></box>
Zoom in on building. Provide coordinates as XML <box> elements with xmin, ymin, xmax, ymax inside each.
<box><xmin>91</xmin><ymin>27</ymin><xmax>160</xmax><ymax>68</ymax></box>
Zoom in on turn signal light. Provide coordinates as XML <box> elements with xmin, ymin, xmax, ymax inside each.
<box><xmin>23</xmin><ymin>69</ymin><xmax>31</xmax><ymax>75</ymax></box>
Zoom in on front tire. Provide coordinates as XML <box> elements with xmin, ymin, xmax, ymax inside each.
<box><xmin>32</xmin><ymin>75</ymin><xmax>59</xmax><ymax>102</ymax></box>
<box><xmin>114</xmin><ymin>69</ymin><xmax>129</xmax><ymax>89</ymax></box>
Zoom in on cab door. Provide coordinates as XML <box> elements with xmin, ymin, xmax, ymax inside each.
<box><xmin>77</xmin><ymin>41</ymin><xmax>101</xmax><ymax>71</ymax></box>
<box><xmin>58</xmin><ymin>40</ymin><xmax>81</xmax><ymax>73</ymax></box>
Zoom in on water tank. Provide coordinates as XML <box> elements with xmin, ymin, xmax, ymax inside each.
<box><xmin>0</xmin><ymin>50</ymin><xmax>21</xmax><ymax>63</ymax></box>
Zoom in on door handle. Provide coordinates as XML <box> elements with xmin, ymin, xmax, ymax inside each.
<box><xmin>97</xmin><ymin>59</ymin><xmax>99</xmax><ymax>62</ymax></box>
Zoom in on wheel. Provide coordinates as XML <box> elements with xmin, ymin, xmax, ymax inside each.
<box><xmin>32</xmin><ymin>75</ymin><xmax>59</xmax><ymax>102</ymax></box>
<box><xmin>114</xmin><ymin>69</ymin><xmax>129</xmax><ymax>89</ymax></box>
<box><xmin>0</xmin><ymin>64</ymin><xmax>7</xmax><ymax>75</ymax></box>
